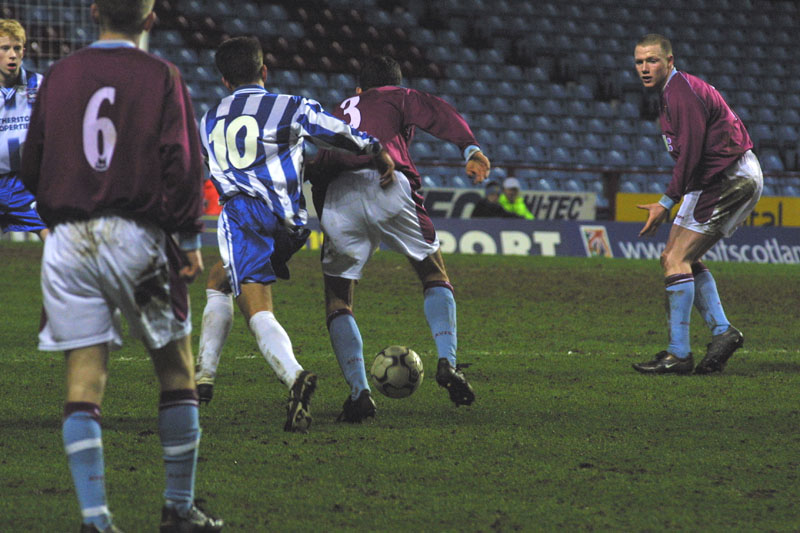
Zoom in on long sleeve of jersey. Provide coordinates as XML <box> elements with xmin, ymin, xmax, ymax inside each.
<box><xmin>159</xmin><ymin>66</ymin><xmax>205</xmax><ymax>235</ymax></box>
<box><xmin>662</xmin><ymin>85</ymin><xmax>708</xmax><ymax>203</ymax></box>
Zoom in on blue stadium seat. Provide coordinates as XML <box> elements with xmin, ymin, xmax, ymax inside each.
<box><xmin>522</xmin><ymin>146</ymin><xmax>547</xmax><ymax>163</ymax></box>
<box><xmin>531</xmin><ymin>131</ymin><xmax>552</xmax><ymax>148</ymax></box>
<box><xmin>449</xmin><ymin>175</ymin><xmax>471</xmax><ymax>188</ymax></box>
<box><xmin>534</xmin><ymin>178</ymin><xmax>555</xmax><ymax>191</ymax></box>
<box><xmin>303</xmin><ymin>72</ymin><xmax>327</xmax><ymax>88</ymax></box>
<box><xmin>446</xmin><ymin>63</ymin><xmax>473</xmax><ymax>79</ymax></box>
<box><xmin>495</xmin><ymin>144</ymin><xmax>517</xmax><ymax>162</ymax></box>
<box><xmin>575</xmin><ymin>149</ymin><xmax>600</xmax><ymax>167</ymax></box>
<box><xmin>501</xmin><ymin>130</ymin><xmax>527</xmax><ymax>146</ymax></box>
<box><xmin>533</xmin><ymin>115</ymin><xmax>558</xmax><ymax>132</ymax></box>
<box><xmin>555</xmin><ymin>132</ymin><xmax>579</xmax><ymax>148</ymax></box>
<box><xmin>620</xmin><ymin>181</ymin><xmax>641</xmax><ymax>193</ymax></box>
<box><xmin>583</xmin><ymin>133</ymin><xmax>605</xmax><ymax>149</ymax></box>
<box><xmin>421</xmin><ymin>175</ymin><xmax>442</xmax><ymax>188</ymax></box>
<box><xmin>631</xmin><ymin>150</ymin><xmax>654</xmax><ymax>168</ymax></box>
<box><xmin>550</xmin><ymin>147</ymin><xmax>573</xmax><ymax>164</ymax></box>
<box><xmin>412</xmin><ymin>78</ymin><xmax>438</xmax><ymax>93</ymax></box>
<box><xmin>517</xmin><ymin>98</ymin><xmax>538</xmax><ymax>115</ymax></box>
<box><xmin>542</xmin><ymin>99</ymin><xmax>565</xmax><ymax>116</ymax></box>
<box><xmin>760</xmin><ymin>150</ymin><xmax>784</xmax><ymax>172</ymax></box>
<box><xmin>410</xmin><ymin>142</ymin><xmax>435</xmax><ymax>159</ymax></box>
<box><xmin>490</xmin><ymin>167</ymin><xmax>508</xmax><ymax>180</ymax></box>
<box><xmin>604</xmin><ymin>150</ymin><xmax>627</xmax><ymax>167</ymax></box>
<box><xmin>560</xmin><ymin>117</ymin><xmax>582</xmax><ymax>132</ymax></box>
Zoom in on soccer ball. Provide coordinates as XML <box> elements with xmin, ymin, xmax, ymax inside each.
<box><xmin>370</xmin><ymin>346</ymin><xmax>424</xmax><ymax>399</ymax></box>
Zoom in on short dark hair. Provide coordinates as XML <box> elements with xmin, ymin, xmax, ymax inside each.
<box><xmin>94</xmin><ymin>0</ymin><xmax>154</xmax><ymax>35</ymax></box>
<box><xmin>636</xmin><ymin>33</ymin><xmax>673</xmax><ymax>56</ymax></box>
<box><xmin>215</xmin><ymin>36</ymin><xmax>264</xmax><ymax>87</ymax></box>
<box><xmin>358</xmin><ymin>55</ymin><xmax>402</xmax><ymax>91</ymax></box>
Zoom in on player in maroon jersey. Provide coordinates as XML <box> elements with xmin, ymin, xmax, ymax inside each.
<box><xmin>308</xmin><ymin>56</ymin><xmax>491</xmax><ymax>422</ymax></box>
<box><xmin>21</xmin><ymin>1</ymin><xmax>222</xmax><ymax>531</ymax></box>
<box><xmin>632</xmin><ymin>34</ymin><xmax>763</xmax><ymax>375</ymax></box>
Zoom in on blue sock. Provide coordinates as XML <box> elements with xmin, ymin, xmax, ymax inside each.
<box><xmin>63</xmin><ymin>403</ymin><xmax>111</xmax><ymax>530</ymax></box>
<box><xmin>423</xmin><ymin>283</ymin><xmax>457</xmax><ymax>367</ymax></box>
<box><xmin>328</xmin><ymin>310</ymin><xmax>369</xmax><ymax>399</ymax></box>
<box><xmin>665</xmin><ymin>274</ymin><xmax>694</xmax><ymax>359</ymax></box>
<box><xmin>692</xmin><ymin>264</ymin><xmax>730</xmax><ymax>336</ymax></box>
<box><xmin>159</xmin><ymin>390</ymin><xmax>200</xmax><ymax>515</ymax></box>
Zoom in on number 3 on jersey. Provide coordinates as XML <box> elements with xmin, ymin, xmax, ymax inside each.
<box><xmin>340</xmin><ymin>96</ymin><xmax>361</xmax><ymax>128</ymax></box>
<box><xmin>209</xmin><ymin>116</ymin><xmax>260</xmax><ymax>171</ymax></box>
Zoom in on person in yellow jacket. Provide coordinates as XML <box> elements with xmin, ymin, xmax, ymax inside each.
<box><xmin>499</xmin><ymin>177</ymin><xmax>534</xmax><ymax>219</ymax></box>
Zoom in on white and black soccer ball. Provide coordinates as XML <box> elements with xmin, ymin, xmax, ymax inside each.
<box><xmin>370</xmin><ymin>346</ymin><xmax>424</xmax><ymax>399</ymax></box>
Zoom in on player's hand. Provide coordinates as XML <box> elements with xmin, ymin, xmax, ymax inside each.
<box><xmin>466</xmin><ymin>151</ymin><xmax>491</xmax><ymax>184</ymax></box>
<box><xmin>180</xmin><ymin>249</ymin><xmax>204</xmax><ymax>283</ymax></box>
<box><xmin>637</xmin><ymin>203</ymin><xmax>670</xmax><ymax>237</ymax></box>
<box><xmin>373</xmin><ymin>148</ymin><xmax>395</xmax><ymax>188</ymax></box>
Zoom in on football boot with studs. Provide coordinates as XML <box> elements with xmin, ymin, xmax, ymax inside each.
<box><xmin>632</xmin><ymin>351</ymin><xmax>694</xmax><ymax>374</ymax></box>
<box><xmin>284</xmin><ymin>370</ymin><xmax>317</xmax><ymax>433</ymax></box>
<box><xmin>695</xmin><ymin>326</ymin><xmax>743</xmax><ymax>374</ymax></box>
<box><xmin>435</xmin><ymin>359</ymin><xmax>475</xmax><ymax>406</ymax></box>
<box><xmin>159</xmin><ymin>500</ymin><xmax>223</xmax><ymax>533</ymax></box>
<box><xmin>336</xmin><ymin>389</ymin><xmax>377</xmax><ymax>423</ymax></box>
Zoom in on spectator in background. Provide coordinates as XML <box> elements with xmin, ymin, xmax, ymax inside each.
<box><xmin>631</xmin><ymin>34</ymin><xmax>762</xmax><ymax>375</ymax></box>
<box><xmin>472</xmin><ymin>180</ymin><xmax>523</xmax><ymax>218</ymax></box>
<box><xmin>499</xmin><ymin>177</ymin><xmax>534</xmax><ymax>219</ymax></box>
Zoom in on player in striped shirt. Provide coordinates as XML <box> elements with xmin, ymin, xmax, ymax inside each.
<box><xmin>197</xmin><ymin>36</ymin><xmax>393</xmax><ymax>431</ymax></box>
<box><xmin>308</xmin><ymin>56</ymin><xmax>491</xmax><ymax>422</ymax></box>
<box><xmin>0</xmin><ymin>19</ymin><xmax>48</xmax><ymax>240</ymax></box>
<box><xmin>632</xmin><ymin>34</ymin><xmax>763</xmax><ymax>375</ymax></box>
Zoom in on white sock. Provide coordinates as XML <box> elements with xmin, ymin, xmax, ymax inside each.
<box><xmin>249</xmin><ymin>311</ymin><xmax>302</xmax><ymax>388</ymax></box>
<box><xmin>196</xmin><ymin>289</ymin><xmax>233</xmax><ymax>380</ymax></box>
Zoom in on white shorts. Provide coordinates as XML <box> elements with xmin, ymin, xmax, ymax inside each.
<box><xmin>39</xmin><ymin>216</ymin><xmax>192</xmax><ymax>352</ymax></box>
<box><xmin>321</xmin><ymin>169</ymin><xmax>439</xmax><ymax>280</ymax></box>
<box><xmin>675</xmin><ymin>150</ymin><xmax>763</xmax><ymax>238</ymax></box>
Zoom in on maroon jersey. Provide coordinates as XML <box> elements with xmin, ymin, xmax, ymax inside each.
<box><xmin>21</xmin><ymin>43</ymin><xmax>204</xmax><ymax>234</ymax></box>
<box><xmin>309</xmin><ymin>86</ymin><xmax>479</xmax><ymax>191</ymax></box>
<box><xmin>660</xmin><ymin>70</ymin><xmax>753</xmax><ymax>204</ymax></box>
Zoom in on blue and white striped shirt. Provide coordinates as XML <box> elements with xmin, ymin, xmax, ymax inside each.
<box><xmin>199</xmin><ymin>85</ymin><xmax>382</xmax><ymax>228</ymax></box>
<box><xmin>1</xmin><ymin>67</ymin><xmax>43</xmax><ymax>176</ymax></box>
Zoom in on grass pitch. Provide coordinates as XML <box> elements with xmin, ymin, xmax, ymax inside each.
<box><xmin>1</xmin><ymin>242</ymin><xmax>799</xmax><ymax>531</ymax></box>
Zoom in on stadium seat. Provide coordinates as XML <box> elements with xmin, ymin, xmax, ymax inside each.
<box><xmin>619</xmin><ymin>181</ymin><xmax>641</xmax><ymax>193</ymax></box>
<box><xmin>421</xmin><ymin>175</ymin><xmax>442</xmax><ymax>188</ymax></box>
<box><xmin>533</xmin><ymin>178</ymin><xmax>555</xmax><ymax>191</ymax></box>
<box><xmin>575</xmin><ymin>149</ymin><xmax>600</xmax><ymax>167</ymax></box>
<box><xmin>555</xmin><ymin>132</ymin><xmax>579</xmax><ymax>148</ymax></box>
<box><xmin>521</xmin><ymin>146</ymin><xmax>547</xmax><ymax>163</ymax></box>
<box><xmin>760</xmin><ymin>150</ymin><xmax>784</xmax><ymax>172</ymax></box>
<box><xmin>531</xmin><ymin>131</ymin><xmax>552</xmax><ymax>148</ymax></box>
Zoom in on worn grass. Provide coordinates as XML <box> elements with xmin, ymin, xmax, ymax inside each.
<box><xmin>1</xmin><ymin>242</ymin><xmax>799</xmax><ymax>532</ymax></box>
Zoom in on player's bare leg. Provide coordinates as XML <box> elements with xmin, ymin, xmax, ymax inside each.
<box><xmin>237</xmin><ymin>282</ymin><xmax>316</xmax><ymax>432</ymax></box>
<box><xmin>325</xmin><ymin>275</ymin><xmax>375</xmax><ymax>423</ymax></box>
<box><xmin>410</xmin><ymin>249</ymin><xmax>474</xmax><ymax>406</ymax></box>
<box><xmin>634</xmin><ymin>226</ymin><xmax>732</xmax><ymax>374</ymax></box>
<box><xmin>195</xmin><ymin>260</ymin><xmax>233</xmax><ymax>404</ymax></box>
<box><xmin>662</xmin><ymin>231</ymin><xmax>745</xmax><ymax>374</ymax></box>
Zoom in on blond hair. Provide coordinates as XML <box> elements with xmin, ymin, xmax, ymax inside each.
<box><xmin>636</xmin><ymin>34</ymin><xmax>673</xmax><ymax>56</ymax></box>
<box><xmin>0</xmin><ymin>19</ymin><xmax>26</xmax><ymax>44</ymax></box>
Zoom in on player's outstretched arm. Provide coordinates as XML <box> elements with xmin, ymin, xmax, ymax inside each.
<box><xmin>636</xmin><ymin>203</ymin><xmax>670</xmax><ymax>237</ymax></box>
<box><xmin>466</xmin><ymin>151</ymin><xmax>490</xmax><ymax>184</ymax></box>
<box><xmin>374</xmin><ymin>148</ymin><xmax>396</xmax><ymax>188</ymax></box>
<box><xmin>180</xmin><ymin>249</ymin><xmax>204</xmax><ymax>282</ymax></box>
